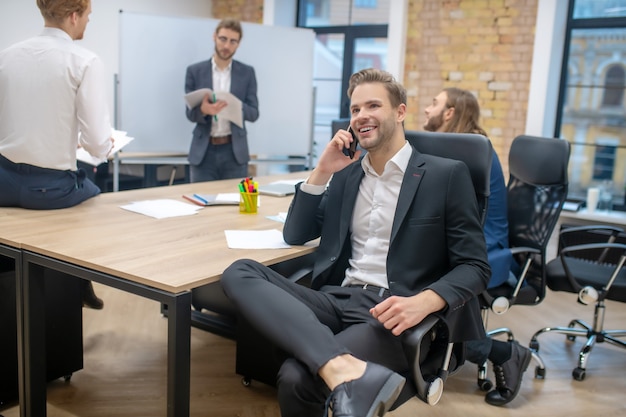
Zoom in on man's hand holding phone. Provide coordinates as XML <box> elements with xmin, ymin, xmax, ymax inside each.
<box><xmin>308</xmin><ymin>125</ymin><xmax>361</xmax><ymax>185</ymax></box>
<box><xmin>343</xmin><ymin>125</ymin><xmax>359</xmax><ymax>159</ymax></box>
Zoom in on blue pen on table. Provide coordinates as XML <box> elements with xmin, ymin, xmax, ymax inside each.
<box><xmin>212</xmin><ymin>93</ymin><xmax>218</xmax><ymax>122</ymax></box>
<box><xmin>193</xmin><ymin>193</ymin><xmax>209</xmax><ymax>205</ymax></box>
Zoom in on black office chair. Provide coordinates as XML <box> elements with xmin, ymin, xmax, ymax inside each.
<box><xmin>475</xmin><ymin>135</ymin><xmax>570</xmax><ymax>389</ymax></box>
<box><xmin>234</xmin><ymin>130</ymin><xmax>492</xmax><ymax>407</ymax></box>
<box><xmin>403</xmin><ymin>130</ymin><xmax>492</xmax><ymax>405</ymax></box>
<box><xmin>529</xmin><ymin>225</ymin><xmax>626</xmax><ymax>381</ymax></box>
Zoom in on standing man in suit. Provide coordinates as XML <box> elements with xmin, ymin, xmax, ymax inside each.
<box><xmin>0</xmin><ymin>0</ymin><xmax>113</xmax><ymax>309</ymax></box>
<box><xmin>221</xmin><ymin>69</ymin><xmax>490</xmax><ymax>417</ymax></box>
<box><xmin>184</xmin><ymin>19</ymin><xmax>259</xmax><ymax>182</ymax></box>
<box><xmin>424</xmin><ymin>87</ymin><xmax>532</xmax><ymax>406</ymax></box>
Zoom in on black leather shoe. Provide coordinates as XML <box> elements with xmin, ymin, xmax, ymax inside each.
<box><xmin>325</xmin><ymin>362</ymin><xmax>405</xmax><ymax>417</ymax></box>
<box><xmin>485</xmin><ymin>341</ymin><xmax>531</xmax><ymax>406</ymax></box>
<box><xmin>82</xmin><ymin>281</ymin><xmax>104</xmax><ymax>310</ymax></box>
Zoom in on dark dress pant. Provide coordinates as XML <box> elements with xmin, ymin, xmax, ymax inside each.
<box><xmin>189</xmin><ymin>143</ymin><xmax>248</xmax><ymax>182</ymax></box>
<box><xmin>221</xmin><ymin>259</ymin><xmax>411</xmax><ymax>417</ymax></box>
<box><xmin>0</xmin><ymin>154</ymin><xmax>100</xmax><ymax>210</ymax></box>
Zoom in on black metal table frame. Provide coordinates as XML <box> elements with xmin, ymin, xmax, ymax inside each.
<box><xmin>0</xmin><ymin>244</ymin><xmax>192</xmax><ymax>417</ymax></box>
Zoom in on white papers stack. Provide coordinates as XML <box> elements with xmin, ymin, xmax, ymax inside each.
<box><xmin>184</xmin><ymin>88</ymin><xmax>243</xmax><ymax>128</ymax></box>
<box><xmin>224</xmin><ymin>229</ymin><xmax>291</xmax><ymax>249</ymax></box>
<box><xmin>120</xmin><ymin>199</ymin><xmax>202</xmax><ymax>219</ymax></box>
<box><xmin>77</xmin><ymin>129</ymin><xmax>134</xmax><ymax>166</ymax></box>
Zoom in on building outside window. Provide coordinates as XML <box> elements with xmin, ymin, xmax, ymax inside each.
<box><xmin>556</xmin><ymin>0</ymin><xmax>626</xmax><ymax>209</ymax></box>
<box><xmin>297</xmin><ymin>0</ymin><xmax>389</xmax><ymax>166</ymax></box>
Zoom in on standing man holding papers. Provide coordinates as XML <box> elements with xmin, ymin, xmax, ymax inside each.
<box><xmin>185</xmin><ymin>18</ymin><xmax>259</xmax><ymax>182</ymax></box>
<box><xmin>0</xmin><ymin>0</ymin><xmax>114</xmax><ymax>309</ymax></box>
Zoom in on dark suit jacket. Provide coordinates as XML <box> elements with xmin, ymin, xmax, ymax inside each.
<box><xmin>283</xmin><ymin>145</ymin><xmax>490</xmax><ymax>342</ymax></box>
<box><xmin>184</xmin><ymin>58</ymin><xmax>259</xmax><ymax>165</ymax></box>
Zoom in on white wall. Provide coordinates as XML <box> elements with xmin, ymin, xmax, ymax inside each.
<box><xmin>525</xmin><ymin>0</ymin><xmax>569</xmax><ymax>137</ymax></box>
<box><xmin>0</xmin><ymin>0</ymin><xmax>213</xmax><ymax>118</ymax></box>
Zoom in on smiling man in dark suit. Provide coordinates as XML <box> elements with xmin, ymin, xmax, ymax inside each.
<box><xmin>221</xmin><ymin>68</ymin><xmax>490</xmax><ymax>417</ymax></box>
<box><xmin>184</xmin><ymin>19</ymin><xmax>259</xmax><ymax>182</ymax></box>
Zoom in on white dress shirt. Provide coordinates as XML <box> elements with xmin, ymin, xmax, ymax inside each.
<box><xmin>0</xmin><ymin>28</ymin><xmax>112</xmax><ymax>171</ymax></box>
<box><xmin>301</xmin><ymin>141</ymin><xmax>412</xmax><ymax>289</ymax></box>
<box><xmin>210</xmin><ymin>58</ymin><xmax>232</xmax><ymax>137</ymax></box>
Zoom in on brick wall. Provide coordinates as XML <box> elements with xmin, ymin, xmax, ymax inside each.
<box><xmin>403</xmin><ymin>0</ymin><xmax>538</xmax><ymax>173</ymax></box>
<box><xmin>211</xmin><ymin>0</ymin><xmax>264</xmax><ymax>23</ymax></box>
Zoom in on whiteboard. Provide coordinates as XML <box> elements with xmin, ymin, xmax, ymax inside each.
<box><xmin>117</xmin><ymin>12</ymin><xmax>315</xmax><ymax>157</ymax></box>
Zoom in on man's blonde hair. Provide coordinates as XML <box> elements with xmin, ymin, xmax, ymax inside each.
<box><xmin>36</xmin><ymin>0</ymin><xmax>90</xmax><ymax>24</ymax></box>
<box><xmin>347</xmin><ymin>68</ymin><xmax>407</xmax><ymax>109</ymax></box>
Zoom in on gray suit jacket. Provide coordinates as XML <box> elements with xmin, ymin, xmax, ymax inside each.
<box><xmin>283</xmin><ymin>145</ymin><xmax>490</xmax><ymax>342</ymax></box>
<box><xmin>185</xmin><ymin>58</ymin><xmax>259</xmax><ymax>165</ymax></box>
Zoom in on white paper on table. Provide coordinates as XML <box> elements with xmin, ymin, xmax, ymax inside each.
<box><xmin>77</xmin><ymin>129</ymin><xmax>134</xmax><ymax>166</ymax></box>
<box><xmin>183</xmin><ymin>88</ymin><xmax>243</xmax><ymax>128</ymax></box>
<box><xmin>224</xmin><ymin>229</ymin><xmax>291</xmax><ymax>249</ymax></box>
<box><xmin>269</xmin><ymin>179</ymin><xmax>307</xmax><ymax>186</ymax></box>
<box><xmin>120</xmin><ymin>199</ymin><xmax>202</xmax><ymax>219</ymax></box>
<box><xmin>266</xmin><ymin>212</ymin><xmax>288</xmax><ymax>223</ymax></box>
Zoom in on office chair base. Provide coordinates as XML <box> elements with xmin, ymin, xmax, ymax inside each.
<box><xmin>530</xmin><ymin>322</ymin><xmax>626</xmax><ymax>380</ymax></box>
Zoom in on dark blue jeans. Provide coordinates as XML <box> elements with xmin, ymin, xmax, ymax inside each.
<box><xmin>0</xmin><ymin>154</ymin><xmax>100</xmax><ymax>210</ymax></box>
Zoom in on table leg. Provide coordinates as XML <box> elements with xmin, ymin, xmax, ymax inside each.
<box><xmin>19</xmin><ymin>261</ymin><xmax>47</xmax><ymax>417</ymax></box>
<box><xmin>166</xmin><ymin>291</ymin><xmax>192</xmax><ymax>417</ymax></box>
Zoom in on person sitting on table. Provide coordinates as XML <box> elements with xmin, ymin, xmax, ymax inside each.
<box><xmin>0</xmin><ymin>0</ymin><xmax>113</xmax><ymax>309</ymax></box>
<box><xmin>424</xmin><ymin>87</ymin><xmax>532</xmax><ymax>406</ymax></box>
<box><xmin>184</xmin><ymin>19</ymin><xmax>259</xmax><ymax>182</ymax></box>
<box><xmin>220</xmin><ymin>68</ymin><xmax>490</xmax><ymax>417</ymax></box>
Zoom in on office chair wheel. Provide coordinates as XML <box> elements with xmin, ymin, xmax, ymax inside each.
<box><xmin>572</xmin><ymin>367</ymin><xmax>586</xmax><ymax>381</ymax></box>
<box><xmin>241</xmin><ymin>377</ymin><xmax>251</xmax><ymax>387</ymax></box>
<box><xmin>63</xmin><ymin>374</ymin><xmax>72</xmax><ymax>382</ymax></box>
<box><xmin>535</xmin><ymin>366</ymin><xmax>546</xmax><ymax>379</ymax></box>
<box><xmin>477</xmin><ymin>378</ymin><xmax>492</xmax><ymax>391</ymax></box>
<box><xmin>566</xmin><ymin>335</ymin><xmax>576</xmax><ymax>342</ymax></box>
<box><xmin>425</xmin><ymin>376</ymin><xmax>444</xmax><ymax>405</ymax></box>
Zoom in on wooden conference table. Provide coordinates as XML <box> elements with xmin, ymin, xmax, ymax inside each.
<box><xmin>0</xmin><ymin>172</ymin><xmax>316</xmax><ymax>417</ymax></box>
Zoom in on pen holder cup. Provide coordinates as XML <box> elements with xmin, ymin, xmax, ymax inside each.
<box><xmin>239</xmin><ymin>192</ymin><xmax>258</xmax><ymax>214</ymax></box>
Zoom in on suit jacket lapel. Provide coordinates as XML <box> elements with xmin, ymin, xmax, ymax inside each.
<box><xmin>391</xmin><ymin>148</ymin><xmax>426</xmax><ymax>243</ymax></box>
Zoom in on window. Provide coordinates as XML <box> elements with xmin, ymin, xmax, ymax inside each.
<box><xmin>355</xmin><ymin>0</ymin><xmax>377</xmax><ymax>8</ymax></box>
<box><xmin>555</xmin><ymin>0</ymin><xmax>626</xmax><ymax>207</ymax></box>
<box><xmin>602</xmin><ymin>65</ymin><xmax>625</xmax><ymax>107</ymax></box>
<box><xmin>593</xmin><ymin>143</ymin><xmax>617</xmax><ymax>180</ymax></box>
<box><xmin>297</xmin><ymin>0</ymin><xmax>389</xmax><ymax>166</ymax></box>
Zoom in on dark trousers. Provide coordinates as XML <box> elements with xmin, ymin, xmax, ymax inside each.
<box><xmin>221</xmin><ymin>259</ymin><xmax>411</xmax><ymax>417</ymax></box>
<box><xmin>0</xmin><ymin>154</ymin><xmax>100</xmax><ymax>209</ymax></box>
<box><xmin>189</xmin><ymin>143</ymin><xmax>248</xmax><ymax>183</ymax></box>
<box><xmin>465</xmin><ymin>337</ymin><xmax>493</xmax><ymax>365</ymax></box>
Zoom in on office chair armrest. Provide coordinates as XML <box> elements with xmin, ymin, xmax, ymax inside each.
<box><xmin>509</xmin><ymin>246</ymin><xmax>541</xmax><ymax>257</ymax></box>
<box><xmin>480</xmin><ymin>246</ymin><xmax>543</xmax><ymax>312</ymax></box>
<box><xmin>402</xmin><ymin>314</ymin><xmax>458</xmax><ymax>405</ymax></box>
<box><xmin>559</xmin><ymin>242</ymin><xmax>626</xmax><ymax>295</ymax></box>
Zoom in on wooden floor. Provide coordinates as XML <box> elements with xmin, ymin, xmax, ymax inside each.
<box><xmin>1</xmin><ymin>282</ymin><xmax>625</xmax><ymax>417</ymax></box>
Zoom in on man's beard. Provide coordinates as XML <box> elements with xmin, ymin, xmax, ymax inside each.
<box><xmin>424</xmin><ymin>112</ymin><xmax>444</xmax><ymax>132</ymax></box>
<box><xmin>215</xmin><ymin>47</ymin><xmax>234</xmax><ymax>61</ymax></box>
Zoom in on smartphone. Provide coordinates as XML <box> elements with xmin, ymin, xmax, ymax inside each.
<box><xmin>344</xmin><ymin>125</ymin><xmax>359</xmax><ymax>159</ymax></box>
